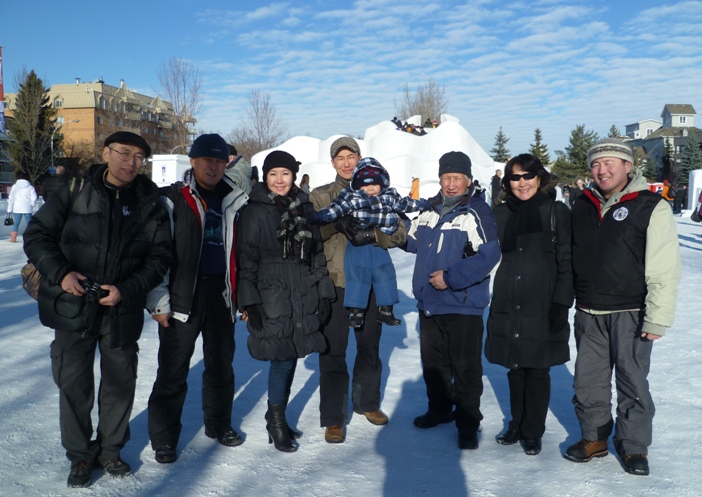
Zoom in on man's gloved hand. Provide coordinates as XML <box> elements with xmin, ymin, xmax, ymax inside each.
<box><xmin>318</xmin><ymin>298</ymin><xmax>332</xmax><ymax>326</ymax></box>
<box><xmin>333</xmin><ymin>216</ymin><xmax>362</xmax><ymax>238</ymax></box>
<box><xmin>246</xmin><ymin>305</ymin><xmax>267</xmax><ymax>332</ymax></box>
<box><xmin>348</xmin><ymin>228</ymin><xmax>376</xmax><ymax>246</ymax></box>
<box><xmin>549</xmin><ymin>303</ymin><xmax>570</xmax><ymax>334</ymax></box>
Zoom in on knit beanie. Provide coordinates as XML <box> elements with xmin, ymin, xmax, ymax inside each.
<box><xmin>189</xmin><ymin>134</ymin><xmax>229</xmax><ymax>162</ymax></box>
<box><xmin>330</xmin><ymin>136</ymin><xmax>361</xmax><ymax>158</ymax></box>
<box><xmin>262</xmin><ymin>150</ymin><xmax>300</xmax><ymax>181</ymax></box>
<box><xmin>586</xmin><ymin>138</ymin><xmax>634</xmax><ymax>167</ymax></box>
<box><xmin>352</xmin><ymin>166</ymin><xmax>385</xmax><ymax>190</ymax></box>
<box><xmin>438</xmin><ymin>151</ymin><xmax>472</xmax><ymax>178</ymax></box>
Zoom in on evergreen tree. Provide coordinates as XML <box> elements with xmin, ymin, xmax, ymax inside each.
<box><xmin>550</xmin><ymin>150</ymin><xmax>581</xmax><ymax>183</ymax></box>
<box><xmin>528</xmin><ymin>128</ymin><xmax>550</xmax><ymax>165</ymax></box>
<box><xmin>607</xmin><ymin>124</ymin><xmax>622</xmax><ymax>138</ymax></box>
<box><xmin>7</xmin><ymin>70</ymin><xmax>58</xmax><ymax>183</ymax></box>
<box><xmin>565</xmin><ymin>124</ymin><xmax>599</xmax><ymax>178</ymax></box>
<box><xmin>491</xmin><ymin>126</ymin><xmax>511</xmax><ymax>162</ymax></box>
<box><xmin>678</xmin><ymin>130</ymin><xmax>702</xmax><ymax>185</ymax></box>
<box><xmin>636</xmin><ymin>147</ymin><xmax>657</xmax><ymax>181</ymax></box>
<box><xmin>660</xmin><ymin>138</ymin><xmax>674</xmax><ymax>181</ymax></box>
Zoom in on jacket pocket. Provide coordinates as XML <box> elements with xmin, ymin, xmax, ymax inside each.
<box><xmin>53</xmin><ymin>292</ymin><xmax>86</xmax><ymax>319</ymax></box>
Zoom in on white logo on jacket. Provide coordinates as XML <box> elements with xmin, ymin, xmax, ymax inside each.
<box><xmin>613</xmin><ymin>206</ymin><xmax>628</xmax><ymax>221</ymax></box>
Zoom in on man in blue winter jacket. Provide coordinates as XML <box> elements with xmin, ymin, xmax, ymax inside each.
<box><xmin>404</xmin><ymin>151</ymin><xmax>501</xmax><ymax>450</ymax></box>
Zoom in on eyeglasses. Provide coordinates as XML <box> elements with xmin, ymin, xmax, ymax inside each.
<box><xmin>508</xmin><ymin>171</ymin><xmax>537</xmax><ymax>182</ymax></box>
<box><xmin>109</xmin><ymin>147</ymin><xmax>147</xmax><ymax>166</ymax></box>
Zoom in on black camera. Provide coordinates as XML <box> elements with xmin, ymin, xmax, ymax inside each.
<box><xmin>80</xmin><ymin>278</ymin><xmax>110</xmax><ymax>302</ymax></box>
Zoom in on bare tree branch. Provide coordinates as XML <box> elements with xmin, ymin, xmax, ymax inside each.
<box><xmin>227</xmin><ymin>90</ymin><xmax>289</xmax><ymax>160</ymax></box>
<box><xmin>156</xmin><ymin>58</ymin><xmax>203</xmax><ymax>151</ymax></box>
<box><xmin>394</xmin><ymin>79</ymin><xmax>448</xmax><ymax>123</ymax></box>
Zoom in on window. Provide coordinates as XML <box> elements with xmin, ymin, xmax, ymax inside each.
<box><xmin>97</xmin><ymin>116</ymin><xmax>103</xmax><ymax>125</ymax></box>
<box><xmin>56</xmin><ymin>116</ymin><xmax>64</xmax><ymax>125</ymax></box>
<box><xmin>153</xmin><ymin>129</ymin><xmax>157</xmax><ymax>135</ymax></box>
<box><xmin>97</xmin><ymin>133</ymin><xmax>103</xmax><ymax>140</ymax></box>
<box><xmin>99</xmin><ymin>97</ymin><xmax>106</xmax><ymax>109</ymax></box>
<box><xmin>117</xmin><ymin>120</ymin><xmax>123</xmax><ymax>127</ymax></box>
<box><xmin>54</xmin><ymin>99</ymin><xmax>63</xmax><ymax>108</ymax></box>
<box><xmin>647</xmin><ymin>129</ymin><xmax>653</xmax><ymax>136</ymax></box>
<box><xmin>680</xmin><ymin>116</ymin><xmax>687</xmax><ymax>124</ymax></box>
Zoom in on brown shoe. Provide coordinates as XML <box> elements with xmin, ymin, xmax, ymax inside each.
<box><xmin>354</xmin><ymin>409</ymin><xmax>389</xmax><ymax>426</ymax></box>
<box><xmin>564</xmin><ymin>439</ymin><xmax>609</xmax><ymax>462</ymax></box>
<box><xmin>325</xmin><ymin>425</ymin><xmax>345</xmax><ymax>444</ymax></box>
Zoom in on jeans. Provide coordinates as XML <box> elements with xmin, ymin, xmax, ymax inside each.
<box><xmin>268</xmin><ymin>359</ymin><xmax>297</xmax><ymax>405</ymax></box>
<box><xmin>12</xmin><ymin>212</ymin><xmax>32</xmax><ymax>232</ymax></box>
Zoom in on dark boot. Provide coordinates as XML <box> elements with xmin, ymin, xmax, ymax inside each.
<box><xmin>265</xmin><ymin>403</ymin><xmax>298</xmax><ymax>453</ymax></box>
<box><xmin>348</xmin><ymin>308</ymin><xmax>365</xmax><ymax>328</ymax></box>
<box><xmin>377</xmin><ymin>306</ymin><xmax>401</xmax><ymax>326</ymax></box>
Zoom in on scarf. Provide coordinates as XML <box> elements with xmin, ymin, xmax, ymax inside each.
<box><xmin>440</xmin><ymin>189</ymin><xmax>471</xmax><ymax>217</ymax></box>
<box><xmin>502</xmin><ymin>191</ymin><xmax>547</xmax><ymax>252</ymax></box>
<box><xmin>267</xmin><ymin>185</ymin><xmax>313</xmax><ymax>263</ymax></box>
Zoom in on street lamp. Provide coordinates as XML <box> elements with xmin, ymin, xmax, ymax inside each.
<box><xmin>170</xmin><ymin>144</ymin><xmax>187</xmax><ymax>154</ymax></box>
<box><xmin>51</xmin><ymin>119</ymin><xmax>79</xmax><ymax>171</ymax></box>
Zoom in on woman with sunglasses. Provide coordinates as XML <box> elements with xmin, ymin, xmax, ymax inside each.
<box><xmin>485</xmin><ymin>153</ymin><xmax>574</xmax><ymax>456</ymax></box>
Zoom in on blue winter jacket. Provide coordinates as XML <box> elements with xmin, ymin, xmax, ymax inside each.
<box><xmin>405</xmin><ymin>187</ymin><xmax>500</xmax><ymax>317</ymax></box>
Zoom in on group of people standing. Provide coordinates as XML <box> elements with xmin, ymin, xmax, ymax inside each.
<box><xmin>20</xmin><ymin>131</ymin><xmax>680</xmax><ymax>489</ymax></box>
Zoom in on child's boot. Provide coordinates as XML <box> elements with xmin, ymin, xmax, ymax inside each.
<box><xmin>348</xmin><ymin>308</ymin><xmax>365</xmax><ymax>328</ymax></box>
<box><xmin>378</xmin><ymin>306</ymin><xmax>401</xmax><ymax>326</ymax></box>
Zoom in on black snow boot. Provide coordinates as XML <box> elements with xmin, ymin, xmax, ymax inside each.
<box><xmin>265</xmin><ymin>403</ymin><xmax>298</xmax><ymax>453</ymax></box>
<box><xmin>348</xmin><ymin>308</ymin><xmax>365</xmax><ymax>328</ymax></box>
<box><xmin>377</xmin><ymin>306</ymin><xmax>401</xmax><ymax>326</ymax></box>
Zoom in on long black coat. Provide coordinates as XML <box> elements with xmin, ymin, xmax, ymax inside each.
<box><xmin>24</xmin><ymin>164</ymin><xmax>172</xmax><ymax>348</ymax></box>
<box><xmin>485</xmin><ymin>197</ymin><xmax>574</xmax><ymax>369</ymax></box>
<box><xmin>237</xmin><ymin>183</ymin><xmax>334</xmax><ymax>361</ymax></box>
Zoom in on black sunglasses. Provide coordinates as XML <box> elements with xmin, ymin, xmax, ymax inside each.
<box><xmin>508</xmin><ymin>171</ymin><xmax>537</xmax><ymax>182</ymax></box>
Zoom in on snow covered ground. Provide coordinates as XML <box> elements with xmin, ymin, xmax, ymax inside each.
<box><xmin>1</xmin><ymin>203</ymin><xmax>701</xmax><ymax>497</ymax></box>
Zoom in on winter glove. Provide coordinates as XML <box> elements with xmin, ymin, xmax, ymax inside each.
<box><xmin>348</xmin><ymin>228</ymin><xmax>376</xmax><ymax>246</ymax></box>
<box><xmin>318</xmin><ymin>298</ymin><xmax>332</xmax><ymax>326</ymax></box>
<box><xmin>333</xmin><ymin>215</ymin><xmax>362</xmax><ymax>238</ymax></box>
<box><xmin>549</xmin><ymin>303</ymin><xmax>570</xmax><ymax>334</ymax></box>
<box><xmin>246</xmin><ymin>304</ymin><xmax>267</xmax><ymax>332</ymax></box>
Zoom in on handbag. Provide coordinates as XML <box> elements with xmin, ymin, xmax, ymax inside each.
<box><xmin>4</xmin><ymin>214</ymin><xmax>13</xmax><ymax>226</ymax></box>
<box><xmin>21</xmin><ymin>262</ymin><xmax>41</xmax><ymax>300</ymax></box>
<box><xmin>692</xmin><ymin>204</ymin><xmax>701</xmax><ymax>223</ymax></box>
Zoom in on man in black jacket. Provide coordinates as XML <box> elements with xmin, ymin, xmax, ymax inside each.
<box><xmin>23</xmin><ymin>131</ymin><xmax>172</xmax><ymax>488</ymax></box>
<box><xmin>146</xmin><ymin>134</ymin><xmax>248</xmax><ymax>464</ymax></box>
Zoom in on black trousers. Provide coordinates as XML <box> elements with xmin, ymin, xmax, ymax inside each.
<box><xmin>51</xmin><ymin>317</ymin><xmax>139</xmax><ymax>465</ymax></box>
<box><xmin>148</xmin><ymin>275</ymin><xmax>235</xmax><ymax>449</ymax></box>
<box><xmin>319</xmin><ymin>286</ymin><xmax>383</xmax><ymax>427</ymax></box>
<box><xmin>507</xmin><ymin>367</ymin><xmax>551</xmax><ymax>438</ymax></box>
<box><xmin>418</xmin><ymin>313</ymin><xmax>484</xmax><ymax>431</ymax></box>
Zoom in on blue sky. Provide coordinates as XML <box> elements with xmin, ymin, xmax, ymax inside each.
<box><xmin>4</xmin><ymin>0</ymin><xmax>702</xmax><ymax>155</ymax></box>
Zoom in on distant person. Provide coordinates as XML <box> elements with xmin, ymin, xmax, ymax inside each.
<box><xmin>310</xmin><ymin>137</ymin><xmax>407</xmax><ymax>443</ymax></box>
<box><xmin>568</xmin><ymin>178</ymin><xmax>585</xmax><ymax>208</ymax></box>
<box><xmin>300</xmin><ymin>173</ymin><xmax>311</xmax><ymax>194</ymax></box>
<box><xmin>403</xmin><ymin>151</ymin><xmax>501</xmax><ymax>450</ymax></box>
<box><xmin>311</xmin><ymin>157</ymin><xmax>429</xmax><ymax>328</ymax></box>
<box><xmin>7</xmin><ymin>170</ymin><xmax>38</xmax><ymax>242</ymax></box>
<box><xmin>661</xmin><ymin>180</ymin><xmax>675</xmax><ymax>209</ymax></box>
<box><xmin>225</xmin><ymin>144</ymin><xmax>252</xmax><ymax>195</ymax></box>
<box><xmin>147</xmin><ymin>134</ymin><xmax>249</xmax><ymax>464</ymax></box>
<box><xmin>565</xmin><ymin>138</ymin><xmax>681</xmax><ymax>476</ymax></box>
<box><xmin>42</xmin><ymin>165</ymin><xmax>69</xmax><ymax>201</ymax></box>
<box><xmin>237</xmin><ymin>150</ymin><xmax>334</xmax><ymax>452</ymax></box>
<box><xmin>490</xmin><ymin>169</ymin><xmax>503</xmax><ymax>207</ymax></box>
<box><xmin>486</xmin><ymin>154</ymin><xmax>573</xmax><ymax>457</ymax></box>
<box><xmin>673</xmin><ymin>184</ymin><xmax>684</xmax><ymax>215</ymax></box>
<box><xmin>251</xmin><ymin>165</ymin><xmax>259</xmax><ymax>188</ymax></box>
<box><xmin>23</xmin><ymin>131</ymin><xmax>172</xmax><ymax>488</ymax></box>
<box><xmin>410</xmin><ymin>177</ymin><xmax>420</xmax><ymax>200</ymax></box>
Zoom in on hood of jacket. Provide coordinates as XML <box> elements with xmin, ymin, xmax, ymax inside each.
<box><xmin>351</xmin><ymin>157</ymin><xmax>390</xmax><ymax>192</ymax></box>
